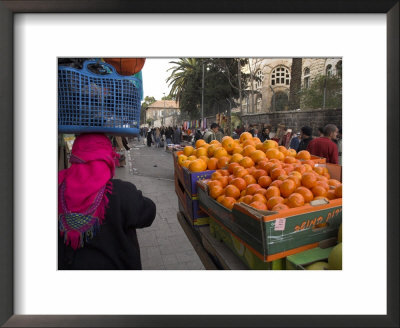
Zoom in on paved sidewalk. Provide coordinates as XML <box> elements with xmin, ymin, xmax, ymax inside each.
<box><xmin>114</xmin><ymin>140</ymin><xmax>205</xmax><ymax>270</ymax></box>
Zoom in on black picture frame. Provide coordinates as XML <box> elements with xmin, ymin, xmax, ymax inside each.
<box><xmin>0</xmin><ymin>1</ymin><xmax>398</xmax><ymax>327</ymax></box>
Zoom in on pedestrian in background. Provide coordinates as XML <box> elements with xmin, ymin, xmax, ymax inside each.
<box><xmin>307</xmin><ymin>124</ymin><xmax>339</xmax><ymax>164</ymax></box>
<box><xmin>298</xmin><ymin>126</ymin><xmax>313</xmax><ymax>152</ymax></box>
<box><xmin>203</xmin><ymin>123</ymin><xmax>219</xmax><ymax>143</ymax></box>
<box><xmin>58</xmin><ymin>133</ymin><xmax>156</xmax><ymax>270</ymax></box>
<box><xmin>155</xmin><ymin>127</ymin><xmax>161</xmax><ymax>148</ymax></box>
<box><xmin>146</xmin><ymin>128</ymin><xmax>153</xmax><ymax>147</ymax></box>
<box><xmin>289</xmin><ymin>132</ymin><xmax>301</xmax><ymax>151</ymax></box>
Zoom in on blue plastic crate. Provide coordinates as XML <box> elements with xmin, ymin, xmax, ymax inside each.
<box><xmin>58</xmin><ymin>60</ymin><xmax>142</xmax><ymax>135</ymax></box>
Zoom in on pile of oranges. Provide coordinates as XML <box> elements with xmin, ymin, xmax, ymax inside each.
<box><xmin>176</xmin><ymin>132</ymin><xmax>342</xmax><ymax>212</ymax></box>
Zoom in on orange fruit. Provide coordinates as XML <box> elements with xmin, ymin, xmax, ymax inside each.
<box><xmin>210</xmin><ymin>140</ymin><xmax>221</xmax><ymax>146</ymax></box>
<box><xmin>232</xmin><ymin>146</ymin><xmax>244</xmax><ymax>154</ymax></box>
<box><xmin>183</xmin><ymin>146</ymin><xmax>194</xmax><ymax>156</ymax></box>
<box><xmin>213</xmin><ymin>147</ymin><xmax>228</xmax><ymax>159</ymax></box>
<box><xmin>253</xmin><ymin>169</ymin><xmax>267</xmax><ymax>180</ymax></box>
<box><xmin>270</xmin><ymin>168</ymin><xmax>286</xmax><ymax>181</ymax></box>
<box><xmin>327</xmin><ymin>190</ymin><xmax>337</xmax><ymax>200</ymax></box>
<box><xmin>295</xmin><ymin>186</ymin><xmax>314</xmax><ymax>203</ymax></box>
<box><xmin>258</xmin><ymin>175</ymin><xmax>272</xmax><ymax>188</ymax></box>
<box><xmin>294</xmin><ymin>164</ymin><xmax>306</xmax><ymax>175</ymax></box>
<box><xmin>239</xmin><ymin>156</ymin><xmax>255</xmax><ymax>168</ymax></box>
<box><xmin>233</xmin><ymin>167</ymin><xmax>249</xmax><ymax>178</ymax></box>
<box><xmin>224</xmin><ymin>184</ymin><xmax>241</xmax><ymax>199</ymax></box>
<box><xmin>284</xmin><ymin>156</ymin><xmax>297</xmax><ymax>164</ymax></box>
<box><xmin>277</xmin><ymin>174</ymin><xmax>289</xmax><ymax>181</ymax></box>
<box><xmin>195</xmin><ymin>147</ymin><xmax>208</xmax><ymax>157</ymax></box>
<box><xmin>265</xmin><ymin>148</ymin><xmax>281</xmax><ymax>160</ymax></box>
<box><xmin>243</xmin><ymin>174</ymin><xmax>257</xmax><ymax>186</ymax></box>
<box><xmin>242</xmin><ymin>139</ymin><xmax>256</xmax><ymax>148</ymax></box>
<box><xmin>252</xmin><ymin>193</ymin><xmax>268</xmax><ymax>204</ymax></box>
<box><xmin>216</xmin><ymin>195</ymin><xmax>225</xmax><ymax>203</ymax></box>
<box><xmin>178</xmin><ymin>154</ymin><xmax>188</xmax><ymax>166</ymax></box>
<box><xmin>216</xmin><ymin>176</ymin><xmax>229</xmax><ymax>188</ymax></box>
<box><xmin>272</xmin><ymin>203</ymin><xmax>290</xmax><ymax>211</ymax></box>
<box><xmin>208</xmin><ymin>180</ymin><xmax>222</xmax><ymax>189</ymax></box>
<box><xmin>189</xmin><ymin>159</ymin><xmax>207</xmax><ymax>172</ymax></box>
<box><xmin>256</xmin><ymin>143</ymin><xmax>264</xmax><ymax>151</ymax></box>
<box><xmin>296</xmin><ymin>150</ymin><xmax>311</xmax><ymax>160</ymax></box>
<box><xmin>253</xmin><ymin>137</ymin><xmax>262</xmax><ymax>144</ymax></box>
<box><xmin>278</xmin><ymin>146</ymin><xmax>288</xmax><ymax>156</ymax></box>
<box><xmin>182</xmin><ymin>160</ymin><xmax>192</xmax><ymax>168</ymax></box>
<box><xmin>323</xmin><ymin>172</ymin><xmax>331</xmax><ymax>179</ymax></box>
<box><xmin>302</xmin><ymin>163</ymin><xmax>313</xmax><ymax>172</ymax></box>
<box><xmin>230</xmin><ymin>177</ymin><xmax>247</xmax><ymax>191</ymax></box>
<box><xmin>246</xmin><ymin>183</ymin><xmax>262</xmax><ymax>195</ymax></box>
<box><xmin>334</xmin><ymin>184</ymin><xmax>342</xmax><ymax>198</ymax></box>
<box><xmin>242</xmin><ymin>145</ymin><xmax>256</xmax><ymax>157</ymax></box>
<box><xmin>207</xmin><ymin>157</ymin><xmax>218</xmax><ymax>170</ymax></box>
<box><xmin>209</xmin><ymin>185</ymin><xmax>224</xmax><ymax>199</ymax></box>
<box><xmin>195</xmin><ymin>139</ymin><xmax>206</xmax><ymax>148</ymax></box>
<box><xmin>315</xmin><ymin>180</ymin><xmax>329</xmax><ymax>191</ymax></box>
<box><xmin>240</xmin><ymin>195</ymin><xmax>254</xmax><ymax>204</ymax></box>
<box><xmin>254</xmin><ymin>188</ymin><xmax>268</xmax><ymax>197</ymax></box>
<box><xmin>250</xmin><ymin>150</ymin><xmax>267</xmax><ymax>163</ymax></box>
<box><xmin>216</xmin><ymin>169</ymin><xmax>230</xmax><ymax>176</ymax></box>
<box><xmin>228</xmin><ymin>174</ymin><xmax>235</xmax><ymax>184</ymax></box>
<box><xmin>217</xmin><ymin>156</ymin><xmax>230</xmax><ymax>169</ymax></box>
<box><xmin>270</xmin><ymin>180</ymin><xmax>283</xmax><ymax>188</ymax></box>
<box><xmin>230</xmin><ymin>153</ymin><xmax>244</xmax><ymax>163</ymax></box>
<box><xmin>188</xmin><ymin>155</ymin><xmax>197</xmax><ymax>161</ymax></box>
<box><xmin>287</xmin><ymin>193</ymin><xmax>305</xmax><ymax>208</ymax></box>
<box><xmin>301</xmin><ymin>172</ymin><xmax>318</xmax><ymax>189</ymax></box>
<box><xmin>258</xmin><ymin>161</ymin><xmax>275</xmax><ymax>174</ymax></box>
<box><xmin>207</xmin><ymin>144</ymin><xmax>219</xmax><ymax>157</ymax></box>
<box><xmin>249</xmin><ymin>201</ymin><xmax>268</xmax><ymax>211</ymax></box>
<box><xmin>222</xmin><ymin>137</ymin><xmax>235</xmax><ymax>153</ymax></box>
<box><xmin>267</xmin><ymin>196</ymin><xmax>284</xmax><ymax>210</ymax></box>
<box><xmin>313</xmin><ymin>166</ymin><xmax>326</xmax><ymax>175</ymax></box>
<box><xmin>282</xmin><ymin>164</ymin><xmax>295</xmax><ymax>175</ymax></box>
<box><xmin>239</xmin><ymin>131</ymin><xmax>253</xmax><ymax>143</ymax></box>
<box><xmin>262</xmin><ymin>140</ymin><xmax>278</xmax><ymax>151</ymax></box>
<box><xmin>276</xmin><ymin>151</ymin><xmax>285</xmax><ymax>161</ymax></box>
<box><xmin>302</xmin><ymin>159</ymin><xmax>315</xmax><ymax>168</ymax></box>
<box><xmin>227</xmin><ymin>162</ymin><xmax>240</xmax><ymax>174</ymax></box>
<box><xmin>176</xmin><ymin>150</ymin><xmax>183</xmax><ymax>156</ymax></box>
<box><xmin>286</xmin><ymin>149</ymin><xmax>297</xmax><ymax>157</ymax></box>
<box><xmin>270</xmin><ymin>162</ymin><xmax>283</xmax><ymax>171</ymax></box>
<box><xmin>221</xmin><ymin>196</ymin><xmax>236</xmax><ymax>210</ymax></box>
<box><xmin>265</xmin><ymin>186</ymin><xmax>281</xmax><ymax>199</ymax></box>
<box><xmin>198</xmin><ymin>155</ymin><xmax>209</xmax><ymax>165</ymax></box>
<box><xmin>287</xmin><ymin>175</ymin><xmax>301</xmax><ymax>188</ymax></box>
<box><xmin>311</xmin><ymin>185</ymin><xmax>328</xmax><ymax>198</ymax></box>
<box><xmin>279</xmin><ymin>179</ymin><xmax>297</xmax><ymax>198</ymax></box>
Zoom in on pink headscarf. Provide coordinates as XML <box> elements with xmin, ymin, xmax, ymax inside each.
<box><xmin>58</xmin><ymin>133</ymin><xmax>119</xmax><ymax>250</ymax></box>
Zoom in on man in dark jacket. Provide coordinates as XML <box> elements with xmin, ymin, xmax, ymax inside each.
<box><xmin>298</xmin><ymin>126</ymin><xmax>313</xmax><ymax>152</ymax></box>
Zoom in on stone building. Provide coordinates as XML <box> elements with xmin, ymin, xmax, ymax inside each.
<box><xmin>243</xmin><ymin>58</ymin><xmax>342</xmax><ymax>113</ymax></box>
<box><xmin>145</xmin><ymin>100</ymin><xmax>180</xmax><ymax>127</ymax></box>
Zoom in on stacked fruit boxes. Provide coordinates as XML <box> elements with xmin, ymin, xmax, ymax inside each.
<box><xmin>173</xmin><ymin>152</ymin><xmax>214</xmax><ymax>227</ymax></box>
<box><xmin>198</xmin><ymin>163</ymin><xmax>342</xmax><ymax>269</ymax></box>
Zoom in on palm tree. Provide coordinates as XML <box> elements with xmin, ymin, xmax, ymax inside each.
<box><xmin>166</xmin><ymin>58</ymin><xmax>201</xmax><ymax>104</ymax></box>
<box><xmin>289</xmin><ymin>58</ymin><xmax>303</xmax><ymax>110</ymax></box>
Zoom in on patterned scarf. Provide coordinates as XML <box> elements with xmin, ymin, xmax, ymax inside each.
<box><xmin>58</xmin><ymin>134</ymin><xmax>118</xmax><ymax>250</ymax></box>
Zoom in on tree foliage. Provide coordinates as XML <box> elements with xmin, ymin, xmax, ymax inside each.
<box><xmin>300</xmin><ymin>75</ymin><xmax>342</xmax><ymax>109</ymax></box>
<box><xmin>166</xmin><ymin>58</ymin><xmax>250</xmax><ymax>119</ymax></box>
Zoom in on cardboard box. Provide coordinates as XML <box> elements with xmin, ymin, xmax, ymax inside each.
<box><xmin>175</xmin><ymin>173</ymin><xmax>209</xmax><ymax>226</ymax></box>
<box><xmin>286</xmin><ymin>245</ymin><xmax>335</xmax><ymax>270</ymax></box>
<box><xmin>209</xmin><ymin>216</ymin><xmax>285</xmax><ymax>270</ymax></box>
<box><xmin>173</xmin><ymin>151</ymin><xmax>215</xmax><ymax>197</ymax></box>
<box><xmin>197</xmin><ymin>164</ymin><xmax>342</xmax><ymax>262</ymax></box>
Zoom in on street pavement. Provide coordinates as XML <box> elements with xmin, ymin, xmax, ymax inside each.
<box><xmin>114</xmin><ymin>138</ymin><xmax>205</xmax><ymax>270</ymax></box>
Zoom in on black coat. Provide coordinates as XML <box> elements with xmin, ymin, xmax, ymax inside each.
<box><xmin>298</xmin><ymin>137</ymin><xmax>313</xmax><ymax>152</ymax></box>
<box><xmin>58</xmin><ymin>179</ymin><xmax>156</xmax><ymax>270</ymax></box>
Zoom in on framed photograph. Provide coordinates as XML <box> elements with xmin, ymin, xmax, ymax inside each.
<box><xmin>0</xmin><ymin>1</ymin><xmax>398</xmax><ymax>327</ymax></box>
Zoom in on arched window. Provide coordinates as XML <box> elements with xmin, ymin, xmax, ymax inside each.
<box><xmin>336</xmin><ymin>60</ymin><xmax>342</xmax><ymax>79</ymax></box>
<box><xmin>255</xmin><ymin>70</ymin><xmax>264</xmax><ymax>89</ymax></box>
<box><xmin>326</xmin><ymin>64</ymin><xmax>333</xmax><ymax>77</ymax></box>
<box><xmin>256</xmin><ymin>97</ymin><xmax>262</xmax><ymax>112</ymax></box>
<box><xmin>303</xmin><ymin>67</ymin><xmax>311</xmax><ymax>89</ymax></box>
<box><xmin>271</xmin><ymin>66</ymin><xmax>290</xmax><ymax>86</ymax></box>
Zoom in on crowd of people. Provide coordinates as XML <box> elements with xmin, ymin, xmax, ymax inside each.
<box><xmin>139</xmin><ymin>122</ymin><xmax>342</xmax><ymax>165</ymax></box>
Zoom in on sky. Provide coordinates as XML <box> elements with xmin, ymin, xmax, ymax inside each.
<box><xmin>141</xmin><ymin>58</ymin><xmax>178</xmax><ymax>101</ymax></box>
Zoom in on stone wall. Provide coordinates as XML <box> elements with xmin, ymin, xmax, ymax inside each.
<box><xmin>240</xmin><ymin>108</ymin><xmax>342</xmax><ymax>136</ymax></box>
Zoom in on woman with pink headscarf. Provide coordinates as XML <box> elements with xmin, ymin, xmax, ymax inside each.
<box><xmin>58</xmin><ymin>133</ymin><xmax>156</xmax><ymax>270</ymax></box>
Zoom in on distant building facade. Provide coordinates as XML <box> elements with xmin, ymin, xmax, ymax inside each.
<box><xmin>146</xmin><ymin>100</ymin><xmax>180</xmax><ymax>127</ymax></box>
<box><xmin>241</xmin><ymin>58</ymin><xmax>342</xmax><ymax>113</ymax></box>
